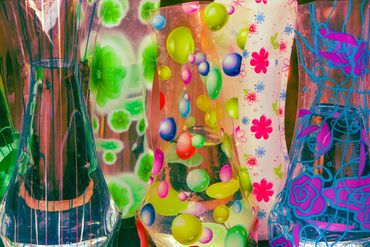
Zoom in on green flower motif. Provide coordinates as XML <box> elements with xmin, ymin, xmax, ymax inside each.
<box><xmin>141</xmin><ymin>40</ymin><xmax>158</xmax><ymax>88</ymax></box>
<box><xmin>108</xmin><ymin>174</ymin><xmax>146</xmax><ymax>218</ymax></box>
<box><xmin>123</xmin><ymin>99</ymin><xmax>144</xmax><ymax>120</ymax></box>
<box><xmin>103</xmin><ymin>151</ymin><xmax>117</xmax><ymax>165</ymax></box>
<box><xmin>135</xmin><ymin>151</ymin><xmax>154</xmax><ymax>183</ymax></box>
<box><xmin>90</xmin><ymin>45</ymin><xmax>127</xmax><ymax>107</ymax></box>
<box><xmin>92</xmin><ymin>115</ymin><xmax>99</xmax><ymax>133</ymax></box>
<box><xmin>108</xmin><ymin>109</ymin><xmax>131</xmax><ymax>133</ymax></box>
<box><xmin>138</xmin><ymin>0</ymin><xmax>158</xmax><ymax>23</ymax></box>
<box><xmin>99</xmin><ymin>0</ymin><xmax>128</xmax><ymax>27</ymax></box>
<box><xmin>136</xmin><ymin>118</ymin><xmax>147</xmax><ymax>136</ymax></box>
<box><xmin>96</xmin><ymin>138</ymin><xmax>124</xmax><ymax>152</ymax></box>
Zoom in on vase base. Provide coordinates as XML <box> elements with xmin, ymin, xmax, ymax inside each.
<box><xmin>299</xmin><ymin>236</ymin><xmax>370</xmax><ymax>247</ymax></box>
<box><xmin>1</xmin><ymin>236</ymin><xmax>109</xmax><ymax>247</ymax></box>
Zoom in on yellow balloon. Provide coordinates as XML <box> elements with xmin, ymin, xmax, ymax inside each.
<box><xmin>206</xmin><ymin>178</ymin><xmax>240</xmax><ymax>199</ymax></box>
<box><xmin>172</xmin><ymin>214</ymin><xmax>203</xmax><ymax>245</ymax></box>
<box><xmin>147</xmin><ymin>182</ymin><xmax>188</xmax><ymax>216</ymax></box>
<box><xmin>196</xmin><ymin>94</ymin><xmax>211</xmax><ymax>112</ymax></box>
<box><xmin>225</xmin><ymin>98</ymin><xmax>238</xmax><ymax>119</ymax></box>
<box><xmin>166</xmin><ymin>26</ymin><xmax>195</xmax><ymax>64</ymax></box>
<box><xmin>158</xmin><ymin>65</ymin><xmax>172</xmax><ymax>80</ymax></box>
<box><xmin>213</xmin><ymin>205</ymin><xmax>229</xmax><ymax>223</ymax></box>
<box><xmin>204</xmin><ymin>2</ymin><xmax>229</xmax><ymax>31</ymax></box>
<box><xmin>205</xmin><ymin>109</ymin><xmax>217</xmax><ymax>128</ymax></box>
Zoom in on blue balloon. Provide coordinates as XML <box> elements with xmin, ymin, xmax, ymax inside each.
<box><xmin>199</xmin><ymin>61</ymin><xmax>210</xmax><ymax>76</ymax></box>
<box><xmin>179</xmin><ymin>98</ymin><xmax>191</xmax><ymax>118</ymax></box>
<box><xmin>152</xmin><ymin>14</ymin><xmax>166</xmax><ymax>30</ymax></box>
<box><xmin>141</xmin><ymin>203</ymin><xmax>156</xmax><ymax>226</ymax></box>
<box><xmin>222</xmin><ymin>53</ymin><xmax>242</xmax><ymax>77</ymax></box>
<box><xmin>159</xmin><ymin>117</ymin><xmax>177</xmax><ymax>141</ymax></box>
<box><xmin>195</xmin><ymin>52</ymin><xmax>207</xmax><ymax>65</ymax></box>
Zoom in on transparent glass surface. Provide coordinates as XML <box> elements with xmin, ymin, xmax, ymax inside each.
<box><xmin>269</xmin><ymin>1</ymin><xmax>370</xmax><ymax>246</ymax></box>
<box><xmin>87</xmin><ymin>0</ymin><xmax>159</xmax><ymax>220</ymax></box>
<box><xmin>0</xmin><ymin>1</ymin><xmax>120</xmax><ymax>246</ymax></box>
<box><xmin>137</xmin><ymin>2</ymin><xmax>257</xmax><ymax>246</ymax></box>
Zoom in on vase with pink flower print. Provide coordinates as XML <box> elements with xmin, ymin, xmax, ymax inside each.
<box><xmin>269</xmin><ymin>1</ymin><xmax>370</xmax><ymax>246</ymax></box>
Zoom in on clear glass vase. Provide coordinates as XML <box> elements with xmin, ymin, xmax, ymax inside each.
<box><xmin>88</xmin><ymin>0</ymin><xmax>159</xmax><ymax>221</ymax></box>
<box><xmin>0</xmin><ymin>1</ymin><xmax>120</xmax><ymax>246</ymax></box>
<box><xmin>137</xmin><ymin>1</ymin><xmax>257</xmax><ymax>246</ymax></box>
<box><xmin>269</xmin><ymin>1</ymin><xmax>370</xmax><ymax>246</ymax></box>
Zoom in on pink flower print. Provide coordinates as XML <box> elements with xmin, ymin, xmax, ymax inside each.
<box><xmin>231</xmin><ymin>0</ymin><xmax>246</xmax><ymax>7</ymax></box>
<box><xmin>279</xmin><ymin>41</ymin><xmax>287</xmax><ymax>53</ymax></box>
<box><xmin>255</xmin><ymin>0</ymin><xmax>267</xmax><ymax>4</ymax></box>
<box><xmin>250</xmin><ymin>48</ymin><xmax>269</xmax><ymax>74</ymax></box>
<box><xmin>253</xmin><ymin>178</ymin><xmax>274</xmax><ymax>202</ymax></box>
<box><xmin>278</xmin><ymin>108</ymin><xmax>284</xmax><ymax>116</ymax></box>
<box><xmin>244</xmin><ymin>91</ymin><xmax>258</xmax><ymax>104</ymax></box>
<box><xmin>249</xmin><ymin>23</ymin><xmax>258</xmax><ymax>36</ymax></box>
<box><xmin>251</xmin><ymin>115</ymin><xmax>273</xmax><ymax>140</ymax></box>
<box><xmin>246</xmin><ymin>156</ymin><xmax>258</xmax><ymax>168</ymax></box>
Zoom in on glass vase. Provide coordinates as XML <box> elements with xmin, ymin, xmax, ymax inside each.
<box><xmin>85</xmin><ymin>0</ymin><xmax>160</xmax><ymax>243</ymax></box>
<box><xmin>218</xmin><ymin>0</ymin><xmax>296</xmax><ymax>241</ymax></box>
<box><xmin>137</xmin><ymin>1</ymin><xmax>257</xmax><ymax>246</ymax></box>
<box><xmin>269</xmin><ymin>1</ymin><xmax>370</xmax><ymax>246</ymax></box>
<box><xmin>0</xmin><ymin>1</ymin><xmax>120</xmax><ymax>246</ymax></box>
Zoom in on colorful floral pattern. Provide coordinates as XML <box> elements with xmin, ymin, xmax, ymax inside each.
<box><xmin>90</xmin><ymin>45</ymin><xmax>126</xmax><ymax>106</ymax></box>
<box><xmin>253</xmin><ymin>178</ymin><xmax>274</xmax><ymax>202</ymax></box>
<box><xmin>271</xmin><ymin>235</ymin><xmax>293</xmax><ymax>247</ymax></box>
<box><xmin>288</xmin><ymin>173</ymin><xmax>326</xmax><ymax>218</ymax></box>
<box><xmin>235</xmin><ymin>0</ymin><xmax>296</xmax><ymax>239</ymax></box>
<box><xmin>250</xmin><ymin>48</ymin><xmax>269</xmax><ymax>74</ymax></box>
<box><xmin>250</xmin><ymin>115</ymin><xmax>273</xmax><ymax>140</ymax></box>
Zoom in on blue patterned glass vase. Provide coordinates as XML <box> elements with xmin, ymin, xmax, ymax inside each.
<box><xmin>269</xmin><ymin>1</ymin><xmax>370</xmax><ymax>246</ymax></box>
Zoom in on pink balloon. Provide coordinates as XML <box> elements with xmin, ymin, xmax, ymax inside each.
<box><xmin>199</xmin><ymin>227</ymin><xmax>213</xmax><ymax>244</ymax></box>
<box><xmin>178</xmin><ymin>192</ymin><xmax>188</xmax><ymax>201</ymax></box>
<box><xmin>188</xmin><ymin>54</ymin><xmax>196</xmax><ymax>64</ymax></box>
<box><xmin>176</xmin><ymin>132</ymin><xmax>196</xmax><ymax>160</ymax></box>
<box><xmin>184</xmin><ymin>202</ymin><xmax>205</xmax><ymax>216</ymax></box>
<box><xmin>181</xmin><ymin>66</ymin><xmax>192</xmax><ymax>84</ymax></box>
<box><xmin>182</xmin><ymin>1</ymin><xmax>200</xmax><ymax>14</ymax></box>
<box><xmin>152</xmin><ymin>148</ymin><xmax>164</xmax><ymax>175</ymax></box>
<box><xmin>157</xmin><ymin>181</ymin><xmax>169</xmax><ymax>198</ymax></box>
<box><xmin>220</xmin><ymin>164</ymin><xmax>232</xmax><ymax>182</ymax></box>
<box><xmin>227</xmin><ymin>5</ymin><xmax>235</xmax><ymax>15</ymax></box>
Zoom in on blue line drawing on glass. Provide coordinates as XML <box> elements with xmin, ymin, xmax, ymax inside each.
<box><xmin>269</xmin><ymin>1</ymin><xmax>370</xmax><ymax>246</ymax></box>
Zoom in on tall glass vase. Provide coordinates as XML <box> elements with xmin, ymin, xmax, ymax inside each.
<box><xmin>0</xmin><ymin>1</ymin><xmax>120</xmax><ymax>246</ymax></box>
<box><xmin>88</xmin><ymin>0</ymin><xmax>159</xmax><ymax>221</ymax></box>
<box><xmin>137</xmin><ymin>1</ymin><xmax>257</xmax><ymax>246</ymax></box>
<box><xmin>269</xmin><ymin>1</ymin><xmax>370</xmax><ymax>246</ymax></box>
<box><xmin>221</xmin><ymin>0</ymin><xmax>296</xmax><ymax>241</ymax></box>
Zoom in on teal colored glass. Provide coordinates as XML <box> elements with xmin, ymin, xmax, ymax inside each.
<box><xmin>269</xmin><ymin>1</ymin><xmax>370</xmax><ymax>246</ymax></box>
<box><xmin>0</xmin><ymin>1</ymin><xmax>120</xmax><ymax>246</ymax></box>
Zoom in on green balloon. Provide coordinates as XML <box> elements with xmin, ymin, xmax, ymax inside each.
<box><xmin>226</xmin><ymin>98</ymin><xmax>239</xmax><ymax>119</ymax></box>
<box><xmin>186</xmin><ymin>169</ymin><xmax>210</xmax><ymax>192</ymax></box>
<box><xmin>225</xmin><ymin>225</ymin><xmax>248</xmax><ymax>247</ymax></box>
<box><xmin>236</xmin><ymin>28</ymin><xmax>249</xmax><ymax>50</ymax></box>
<box><xmin>206</xmin><ymin>67</ymin><xmax>222</xmax><ymax>100</ymax></box>
<box><xmin>204</xmin><ymin>2</ymin><xmax>229</xmax><ymax>31</ymax></box>
<box><xmin>166</xmin><ymin>26</ymin><xmax>195</xmax><ymax>64</ymax></box>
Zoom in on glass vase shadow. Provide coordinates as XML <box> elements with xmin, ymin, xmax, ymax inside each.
<box><xmin>87</xmin><ymin>0</ymin><xmax>159</xmax><ymax>220</ymax></box>
<box><xmin>269</xmin><ymin>1</ymin><xmax>370</xmax><ymax>246</ymax></box>
<box><xmin>137</xmin><ymin>2</ymin><xmax>257</xmax><ymax>247</ymax></box>
<box><xmin>0</xmin><ymin>1</ymin><xmax>120</xmax><ymax>246</ymax></box>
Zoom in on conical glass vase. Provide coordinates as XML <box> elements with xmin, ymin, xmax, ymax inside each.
<box><xmin>0</xmin><ymin>1</ymin><xmax>120</xmax><ymax>246</ymax></box>
<box><xmin>269</xmin><ymin>1</ymin><xmax>370</xmax><ymax>246</ymax></box>
<box><xmin>137</xmin><ymin>2</ymin><xmax>257</xmax><ymax>246</ymax></box>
